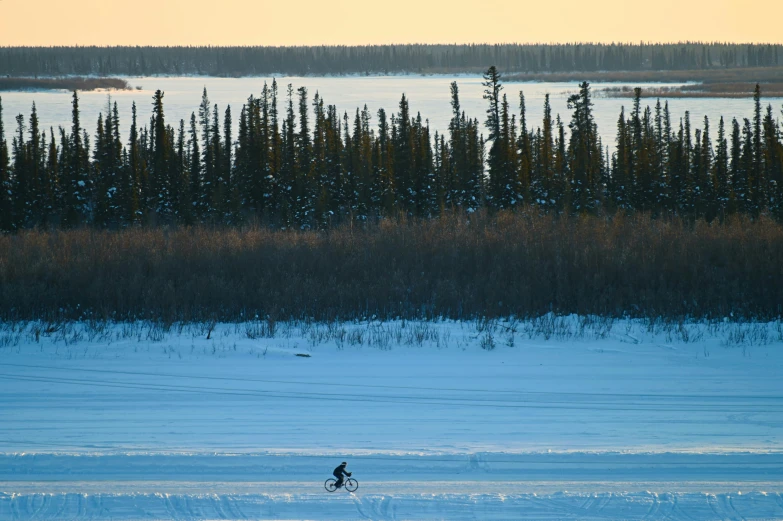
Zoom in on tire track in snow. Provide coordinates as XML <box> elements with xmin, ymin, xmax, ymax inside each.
<box><xmin>162</xmin><ymin>492</ymin><xmax>182</xmax><ymax>521</ymax></box>
<box><xmin>78</xmin><ymin>492</ymin><xmax>88</xmax><ymax>519</ymax></box>
<box><xmin>3</xmin><ymin>491</ymin><xmax>783</xmax><ymax>520</ymax></box>
<box><xmin>656</xmin><ymin>492</ymin><xmax>678</xmax><ymax>520</ymax></box>
<box><xmin>529</xmin><ymin>492</ymin><xmax>591</xmax><ymax>517</ymax></box>
<box><xmin>594</xmin><ymin>492</ymin><xmax>613</xmax><ymax>515</ymax></box>
<box><xmin>49</xmin><ymin>493</ymin><xmax>67</xmax><ymax>521</ymax></box>
<box><xmin>671</xmin><ymin>493</ymin><xmax>700</xmax><ymax>521</ymax></box>
<box><xmin>228</xmin><ymin>494</ymin><xmax>247</xmax><ymax>520</ymax></box>
<box><xmin>222</xmin><ymin>494</ymin><xmax>245</xmax><ymax>520</ymax></box>
<box><xmin>183</xmin><ymin>494</ymin><xmax>199</xmax><ymax>520</ymax></box>
<box><xmin>719</xmin><ymin>493</ymin><xmax>745</xmax><ymax>521</ymax></box>
<box><xmin>369</xmin><ymin>495</ymin><xmax>394</xmax><ymax>521</ymax></box>
<box><xmin>89</xmin><ymin>494</ymin><xmax>107</xmax><ymax>521</ymax></box>
<box><xmin>210</xmin><ymin>493</ymin><xmax>230</xmax><ymax>520</ymax></box>
<box><xmin>9</xmin><ymin>493</ymin><xmax>21</xmax><ymax>521</ymax></box>
<box><xmin>642</xmin><ymin>491</ymin><xmax>660</xmax><ymax>520</ymax></box>
<box><xmin>580</xmin><ymin>492</ymin><xmax>613</xmax><ymax>517</ymax></box>
<box><xmin>351</xmin><ymin>493</ymin><xmax>374</xmax><ymax>520</ymax></box>
<box><xmin>707</xmin><ymin>493</ymin><xmax>726</xmax><ymax>520</ymax></box>
<box><xmin>23</xmin><ymin>494</ymin><xmax>41</xmax><ymax>521</ymax></box>
<box><xmin>33</xmin><ymin>493</ymin><xmax>51</xmax><ymax>521</ymax></box>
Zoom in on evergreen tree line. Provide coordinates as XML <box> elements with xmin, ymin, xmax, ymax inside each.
<box><xmin>1</xmin><ymin>43</ymin><xmax>781</xmax><ymax>77</ymax></box>
<box><xmin>2</xmin><ymin>67</ymin><xmax>783</xmax><ymax>231</ymax></box>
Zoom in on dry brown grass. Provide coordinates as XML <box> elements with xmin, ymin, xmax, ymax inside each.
<box><xmin>1</xmin><ymin>213</ymin><xmax>781</xmax><ymax>322</ymax></box>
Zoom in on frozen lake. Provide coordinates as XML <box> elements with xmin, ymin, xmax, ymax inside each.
<box><xmin>2</xmin><ymin>76</ymin><xmax>780</xmax><ymax>150</ymax></box>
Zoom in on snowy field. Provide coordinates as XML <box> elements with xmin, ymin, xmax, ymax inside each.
<box><xmin>1</xmin><ymin>317</ymin><xmax>782</xmax><ymax>520</ymax></box>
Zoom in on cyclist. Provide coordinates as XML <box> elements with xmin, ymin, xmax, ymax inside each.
<box><xmin>332</xmin><ymin>461</ymin><xmax>351</xmax><ymax>489</ymax></box>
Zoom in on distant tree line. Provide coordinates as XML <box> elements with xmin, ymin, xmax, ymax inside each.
<box><xmin>1</xmin><ymin>66</ymin><xmax>783</xmax><ymax>231</ymax></box>
<box><xmin>0</xmin><ymin>44</ymin><xmax>781</xmax><ymax>77</ymax></box>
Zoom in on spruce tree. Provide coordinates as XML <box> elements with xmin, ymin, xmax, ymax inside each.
<box><xmin>198</xmin><ymin>88</ymin><xmax>214</xmax><ymax>218</ymax></box>
<box><xmin>279</xmin><ymin>84</ymin><xmax>297</xmax><ymax>225</ymax></box>
<box><xmin>151</xmin><ymin>89</ymin><xmax>172</xmax><ymax>221</ymax></box>
<box><xmin>482</xmin><ymin>66</ymin><xmax>502</xmax><ymax>142</ymax></box>
<box><xmin>482</xmin><ymin>66</ymin><xmax>503</xmax><ymax>209</ymax></box>
<box><xmin>517</xmin><ymin>91</ymin><xmax>532</xmax><ymax>206</ymax></box>
<box><xmin>740</xmin><ymin>118</ymin><xmax>755</xmax><ymax>215</ymax></box>
<box><xmin>376</xmin><ymin>107</ymin><xmax>394</xmax><ymax>216</ymax></box>
<box><xmin>0</xmin><ymin>97</ymin><xmax>10</xmax><ymax>231</ymax></box>
<box><xmin>714</xmin><ymin>117</ymin><xmax>730</xmax><ymax>222</ymax></box>
<box><xmin>11</xmin><ymin>114</ymin><xmax>27</xmax><ymax>229</ymax></box>
<box><xmin>446</xmin><ymin>82</ymin><xmax>462</xmax><ymax>208</ymax></box>
<box><xmin>764</xmin><ymin>104</ymin><xmax>783</xmax><ymax>220</ymax></box>
<box><xmin>751</xmin><ymin>84</ymin><xmax>763</xmax><ymax>216</ymax></box>
<box><xmin>698</xmin><ymin>116</ymin><xmax>714</xmax><ymax>220</ymax></box>
<box><xmin>222</xmin><ymin>105</ymin><xmax>235</xmax><ymax>221</ymax></box>
<box><xmin>324</xmin><ymin>103</ymin><xmax>343</xmax><ymax>220</ymax></box>
<box><xmin>175</xmin><ymin>119</ymin><xmax>188</xmax><ymax>223</ymax></box>
<box><xmin>187</xmin><ymin>112</ymin><xmax>202</xmax><ymax>223</ymax></box>
<box><xmin>536</xmin><ymin>94</ymin><xmax>555</xmax><ymax>209</ymax></box>
<box><xmin>127</xmin><ymin>102</ymin><xmax>142</xmax><ymax>223</ymax></box>
<box><xmin>296</xmin><ymin>87</ymin><xmax>313</xmax><ymax>225</ymax></box>
<box><xmin>566</xmin><ymin>82</ymin><xmax>599</xmax><ymax>214</ymax></box>
<box><xmin>611</xmin><ymin>107</ymin><xmax>629</xmax><ymax>211</ymax></box>
<box><xmin>269</xmin><ymin>79</ymin><xmax>282</xmax><ymax>220</ymax></box>
<box><xmin>394</xmin><ymin>94</ymin><xmax>413</xmax><ymax>213</ymax></box>
<box><xmin>62</xmin><ymin>91</ymin><xmax>91</xmax><ymax>228</ymax></box>
<box><xmin>728</xmin><ymin>118</ymin><xmax>742</xmax><ymax>216</ymax></box>
<box><xmin>109</xmin><ymin>102</ymin><xmax>124</xmax><ymax>226</ymax></box>
<box><xmin>209</xmin><ymin>103</ymin><xmax>223</xmax><ymax>220</ymax></box>
<box><xmin>93</xmin><ymin>112</ymin><xmax>110</xmax><ymax>226</ymax></box>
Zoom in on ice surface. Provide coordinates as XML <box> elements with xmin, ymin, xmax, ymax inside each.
<box><xmin>2</xmin><ymin>76</ymin><xmax>778</xmax><ymax>153</ymax></box>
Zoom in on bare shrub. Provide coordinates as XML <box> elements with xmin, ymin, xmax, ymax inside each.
<box><xmin>0</xmin><ymin>213</ymin><xmax>781</xmax><ymax>322</ymax></box>
<box><xmin>480</xmin><ymin>331</ymin><xmax>496</xmax><ymax>351</ymax></box>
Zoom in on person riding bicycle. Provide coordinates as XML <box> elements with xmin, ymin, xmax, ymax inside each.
<box><xmin>332</xmin><ymin>461</ymin><xmax>351</xmax><ymax>489</ymax></box>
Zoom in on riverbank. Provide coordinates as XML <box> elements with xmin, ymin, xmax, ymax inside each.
<box><xmin>0</xmin><ymin>77</ymin><xmax>131</xmax><ymax>91</ymax></box>
<box><xmin>599</xmin><ymin>82</ymin><xmax>783</xmax><ymax>98</ymax></box>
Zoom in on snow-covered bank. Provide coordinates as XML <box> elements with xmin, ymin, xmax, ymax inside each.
<box><xmin>1</xmin><ymin>317</ymin><xmax>782</xmax><ymax>454</ymax></box>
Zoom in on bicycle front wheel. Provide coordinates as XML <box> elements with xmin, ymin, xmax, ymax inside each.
<box><xmin>324</xmin><ymin>478</ymin><xmax>338</xmax><ymax>492</ymax></box>
<box><xmin>345</xmin><ymin>478</ymin><xmax>359</xmax><ymax>492</ymax></box>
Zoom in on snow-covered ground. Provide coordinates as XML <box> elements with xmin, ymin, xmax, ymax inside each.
<box><xmin>3</xmin><ymin>490</ymin><xmax>783</xmax><ymax>520</ymax></box>
<box><xmin>1</xmin><ymin>317</ymin><xmax>782</xmax><ymax>519</ymax></box>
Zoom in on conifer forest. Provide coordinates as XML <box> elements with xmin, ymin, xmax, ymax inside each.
<box><xmin>1</xmin><ymin>67</ymin><xmax>783</xmax><ymax>230</ymax></box>
<box><xmin>2</xmin><ymin>43</ymin><xmax>782</xmax><ymax>76</ymax></box>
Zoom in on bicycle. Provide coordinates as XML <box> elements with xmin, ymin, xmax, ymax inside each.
<box><xmin>324</xmin><ymin>476</ymin><xmax>359</xmax><ymax>492</ymax></box>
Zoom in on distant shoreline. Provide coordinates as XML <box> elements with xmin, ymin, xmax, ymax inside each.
<box><xmin>504</xmin><ymin>66</ymin><xmax>783</xmax><ymax>85</ymax></box>
<box><xmin>598</xmin><ymin>82</ymin><xmax>783</xmax><ymax>98</ymax></box>
<box><xmin>0</xmin><ymin>77</ymin><xmax>131</xmax><ymax>91</ymax></box>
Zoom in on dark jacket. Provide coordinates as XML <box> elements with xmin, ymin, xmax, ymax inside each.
<box><xmin>333</xmin><ymin>464</ymin><xmax>350</xmax><ymax>478</ymax></box>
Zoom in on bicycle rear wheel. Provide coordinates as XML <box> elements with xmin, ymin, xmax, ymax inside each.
<box><xmin>324</xmin><ymin>478</ymin><xmax>338</xmax><ymax>492</ymax></box>
<box><xmin>345</xmin><ymin>478</ymin><xmax>359</xmax><ymax>492</ymax></box>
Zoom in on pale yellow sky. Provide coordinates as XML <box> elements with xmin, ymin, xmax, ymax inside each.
<box><xmin>0</xmin><ymin>0</ymin><xmax>781</xmax><ymax>46</ymax></box>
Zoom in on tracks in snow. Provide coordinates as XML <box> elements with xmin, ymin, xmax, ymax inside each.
<box><xmin>2</xmin><ymin>491</ymin><xmax>783</xmax><ymax>520</ymax></box>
